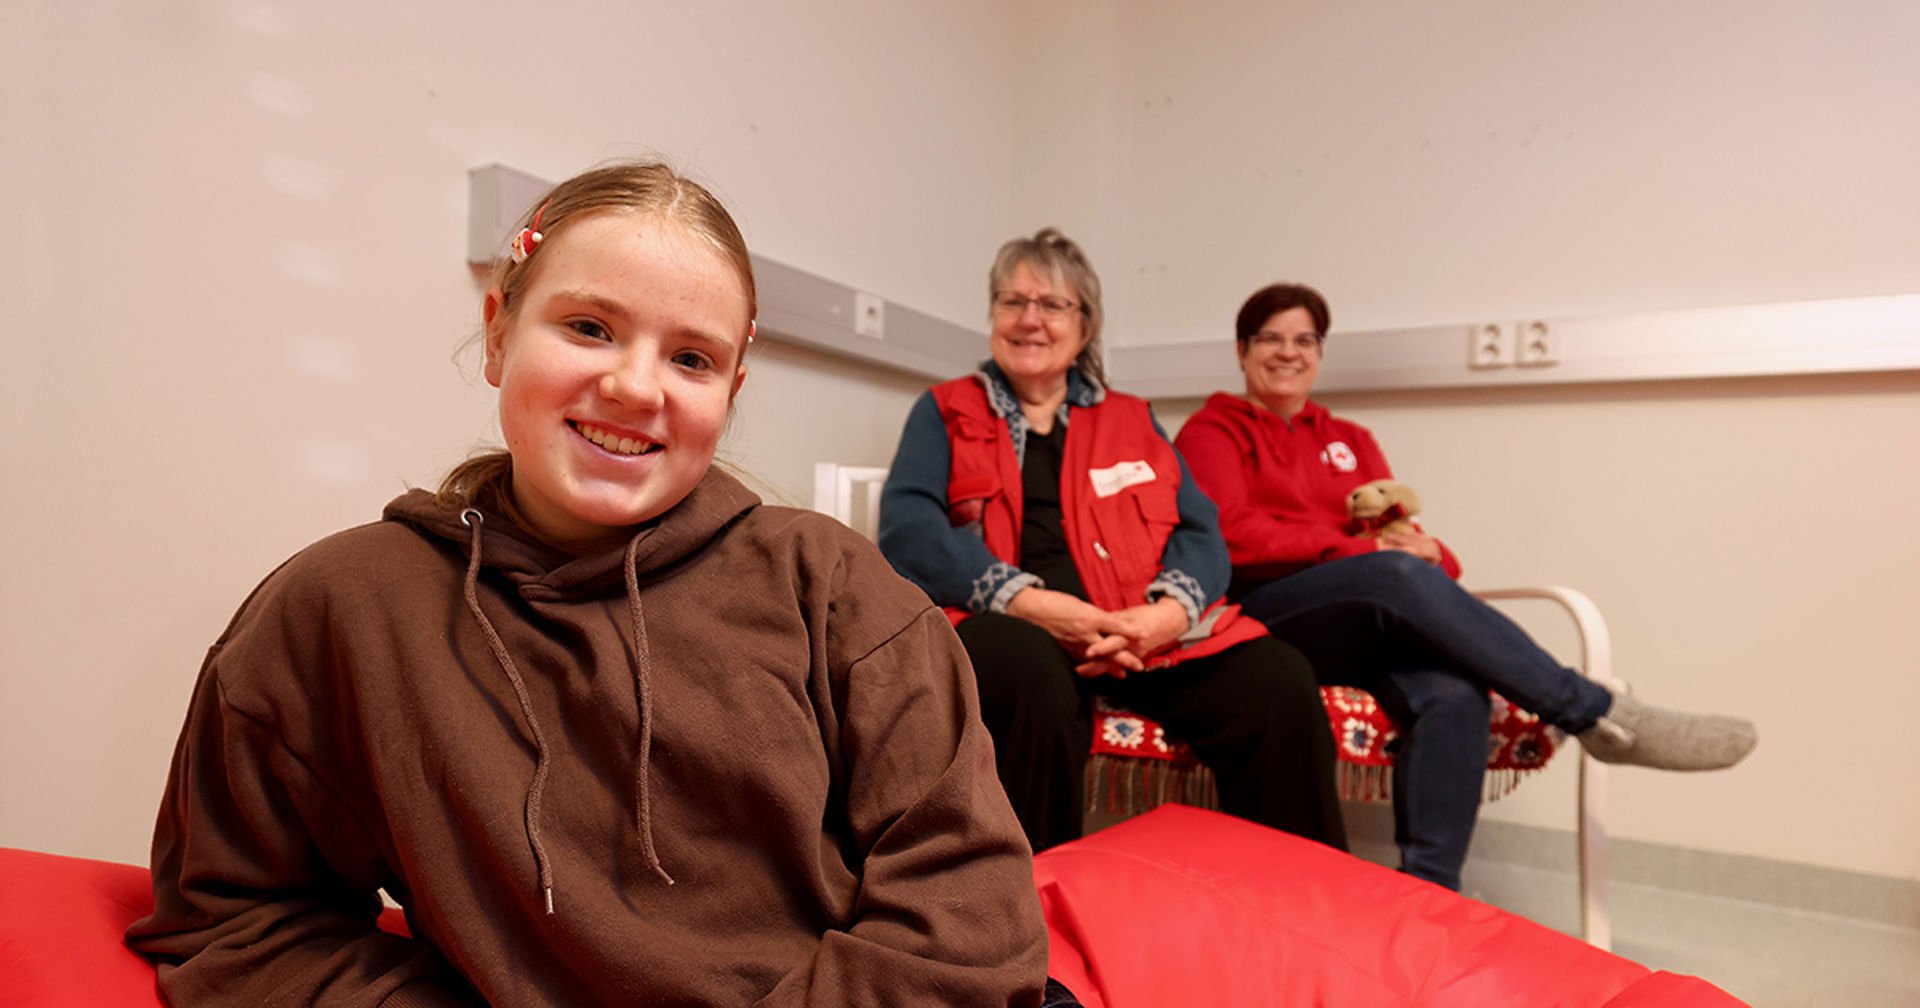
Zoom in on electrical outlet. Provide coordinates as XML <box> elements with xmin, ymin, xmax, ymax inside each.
<box><xmin>1467</xmin><ymin>322</ymin><xmax>1512</xmax><ymax>369</ymax></box>
<box><xmin>854</xmin><ymin>292</ymin><xmax>886</xmax><ymax>340</ymax></box>
<box><xmin>1516</xmin><ymin>320</ymin><xmax>1557</xmax><ymax>367</ymax></box>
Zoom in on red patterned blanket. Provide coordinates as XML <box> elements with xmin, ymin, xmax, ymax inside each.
<box><xmin>1090</xmin><ymin>685</ymin><xmax>1562</xmax><ymax>807</ymax></box>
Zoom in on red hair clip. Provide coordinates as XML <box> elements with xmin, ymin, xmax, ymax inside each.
<box><xmin>508</xmin><ymin>227</ymin><xmax>542</xmax><ymax>263</ymax></box>
<box><xmin>508</xmin><ymin>199</ymin><xmax>551</xmax><ymax>264</ymax></box>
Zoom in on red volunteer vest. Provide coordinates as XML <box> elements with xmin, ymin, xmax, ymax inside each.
<box><xmin>931</xmin><ymin>375</ymin><xmax>1265</xmax><ymax>670</ymax></box>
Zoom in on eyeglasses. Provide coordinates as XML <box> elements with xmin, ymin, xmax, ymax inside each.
<box><xmin>992</xmin><ymin>292</ymin><xmax>1082</xmax><ymax>319</ymax></box>
<box><xmin>1247</xmin><ymin>330</ymin><xmax>1323</xmax><ymax>353</ymax></box>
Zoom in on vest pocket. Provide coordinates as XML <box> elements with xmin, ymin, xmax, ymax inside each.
<box><xmin>947</xmin><ymin>418</ymin><xmax>1003</xmax><ymax>529</ymax></box>
<box><xmin>1086</xmin><ymin>489</ymin><xmax>1178</xmax><ymax>592</ymax></box>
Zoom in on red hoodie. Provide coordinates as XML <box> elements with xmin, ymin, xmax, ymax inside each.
<box><xmin>1174</xmin><ymin>393</ymin><xmax>1461</xmax><ymax>583</ymax></box>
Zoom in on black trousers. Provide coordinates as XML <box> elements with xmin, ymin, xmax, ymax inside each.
<box><xmin>956</xmin><ymin>613</ymin><xmax>1347</xmax><ymax>854</ymax></box>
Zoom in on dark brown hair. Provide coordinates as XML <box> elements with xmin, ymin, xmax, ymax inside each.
<box><xmin>1234</xmin><ymin>283</ymin><xmax>1331</xmax><ymax>353</ymax></box>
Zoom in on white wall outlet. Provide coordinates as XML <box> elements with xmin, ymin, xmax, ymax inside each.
<box><xmin>1517</xmin><ymin>320</ymin><xmax>1558</xmax><ymax>367</ymax></box>
<box><xmin>854</xmin><ymin>292</ymin><xmax>886</xmax><ymax>340</ymax></box>
<box><xmin>1467</xmin><ymin>322</ymin><xmax>1513</xmax><ymax>369</ymax></box>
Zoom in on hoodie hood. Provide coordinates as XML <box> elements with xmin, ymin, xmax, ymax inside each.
<box><xmin>379</xmin><ymin>466</ymin><xmax>761</xmax><ymax>907</ymax></box>
<box><xmin>1202</xmin><ymin>391</ymin><xmax>1337</xmax><ymax>464</ymax></box>
<box><xmin>1201</xmin><ymin>390</ymin><xmax>1327</xmax><ymax>428</ymax></box>
<box><xmin>383</xmin><ymin>466</ymin><xmax>762</xmax><ymax>598</ymax></box>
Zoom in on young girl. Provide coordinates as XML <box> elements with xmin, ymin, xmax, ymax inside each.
<box><xmin>127</xmin><ymin>162</ymin><xmax>1053</xmax><ymax>1006</ymax></box>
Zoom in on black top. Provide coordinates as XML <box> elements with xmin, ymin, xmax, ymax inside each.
<box><xmin>1018</xmin><ymin>424</ymin><xmax>1087</xmax><ymax>601</ymax></box>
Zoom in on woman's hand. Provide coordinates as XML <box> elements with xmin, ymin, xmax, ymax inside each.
<box><xmin>1004</xmin><ymin>587</ymin><xmax>1114</xmax><ymax>651</ymax></box>
<box><xmin>1377</xmin><ymin>529</ymin><xmax>1444</xmax><ymax>566</ymax></box>
<box><xmin>1075</xmin><ymin>597</ymin><xmax>1191</xmax><ymax>678</ymax></box>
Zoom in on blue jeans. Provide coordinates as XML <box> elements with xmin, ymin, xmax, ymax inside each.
<box><xmin>1237</xmin><ymin>551</ymin><xmax>1613</xmax><ymax>890</ymax></box>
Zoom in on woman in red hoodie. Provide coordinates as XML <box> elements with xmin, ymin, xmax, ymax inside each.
<box><xmin>1175</xmin><ymin>282</ymin><xmax>1757</xmax><ymax>892</ymax></box>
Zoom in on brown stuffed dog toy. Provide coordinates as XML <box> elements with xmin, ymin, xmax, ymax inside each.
<box><xmin>1345</xmin><ymin>479</ymin><xmax>1422</xmax><ymax>538</ymax></box>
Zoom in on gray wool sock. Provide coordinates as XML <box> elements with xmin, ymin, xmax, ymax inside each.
<box><xmin>1577</xmin><ymin>691</ymin><xmax>1758</xmax><ymax>771</ymax></box>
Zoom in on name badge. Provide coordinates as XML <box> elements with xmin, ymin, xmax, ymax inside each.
<box><xmin>1089</xmin><ymin>460</ymin><xmax>1157</xmax><ymax>498</ymax></box>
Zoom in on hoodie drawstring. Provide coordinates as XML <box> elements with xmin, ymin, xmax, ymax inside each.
<box><xmin>624</xmin><ymin>536</ymin><xmax>675</xmax><ymax>886</ymax></box>
<box><xmin>625</xmin><ymin>533</ymin><xmax>679</xmax><ymax>879</ymax></box>
<box><xmin>459</xmin><ymin>509</ymin><xmax>558</xmax><ymax>914</ymax></box>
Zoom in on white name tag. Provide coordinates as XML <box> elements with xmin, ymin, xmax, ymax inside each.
<box><xmin>1089</xmin><ymin>460</ymin><xmax>1157</xmax><ymax>498</ymax></box>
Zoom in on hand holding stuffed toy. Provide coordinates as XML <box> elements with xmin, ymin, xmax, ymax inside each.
<box><xmin>1345</xmin><ymin>479</ymin><xmax>1422</xmax><ymax>538</ymax></box>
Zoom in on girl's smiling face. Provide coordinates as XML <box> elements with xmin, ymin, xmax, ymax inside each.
<box><xmin>482</xmin><ymin>210</ymin><xmax>750</xmax><ymax>553</ymax></box>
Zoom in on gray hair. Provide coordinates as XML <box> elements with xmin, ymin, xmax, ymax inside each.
<box><xmin>988</xmin><ymin>227</ymin><xmax>1105</xmax><ymax>387</ymax></box>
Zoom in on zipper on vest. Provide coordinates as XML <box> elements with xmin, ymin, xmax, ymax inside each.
<box><xmin>1093</xmin><ymin>541</ymin><xmax>1110</xmax><ymax>561</ymax></box>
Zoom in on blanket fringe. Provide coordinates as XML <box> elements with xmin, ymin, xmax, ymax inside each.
<box><xmin>1086</xmin><ymin>755</ymin><xmax>1220</xmax><ymax>815</ymax></box>
<box><xmin>1089</xmin><ymin>756</ymin><xmax>1551</xmax><ymax>813</ymax></box>
<box><xmin>1337</xmin><ymin>762</ymin><xmax>1393</xmax><ymax>803</ymax></box>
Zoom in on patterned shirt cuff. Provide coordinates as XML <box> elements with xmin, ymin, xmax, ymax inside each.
<box><xmin>971</xmin><ymin>565</ymin><xmax>1041</xmax><ymax>615</ymax></box>
<box><xmin>1147</xmin><ymin>570</ymin><xmax>1205</xmax><ymax>628</ymax></box>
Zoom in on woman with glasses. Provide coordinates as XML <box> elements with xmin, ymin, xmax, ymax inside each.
<box><xmin>1174</xmin><ymin>282</ymin><xmax>1758</xmax><ymax>891</ymax></box>
<box><xmin>875</xmin><ymin>230</ymin><xmax>1345</xmax><ymax>855</ymax></box>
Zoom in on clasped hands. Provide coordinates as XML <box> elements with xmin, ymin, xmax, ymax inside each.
<box><xmin>1004</xmin><ymin>587</ymin><xmax>1190</xmax><ymax>678</ymax></box>
<box><xmin>1377</xmin><ymin>529</ymin><xmax>1444</xmax><ymax>565</ymax></box>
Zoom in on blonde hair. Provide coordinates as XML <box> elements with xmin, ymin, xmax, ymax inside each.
<box><xmin>440</xmin><ymin>161</ymin><xmax>755</xmax><ymax>507</ymax></box>
<box><xmin>988</xmin><ymin>227</ymin><xmax>1105</xmax><ymax>387</ymax></box>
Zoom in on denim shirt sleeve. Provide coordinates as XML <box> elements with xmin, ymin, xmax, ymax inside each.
<box><xmin>877</xmin><ymin>392</ymin><xmax>1039</xmax><ymax>613</ymax></box>
<box><xmin>1146</xmin><ymin>409</ymin><xmax>1228</xmax><ymax>624</ymax></box>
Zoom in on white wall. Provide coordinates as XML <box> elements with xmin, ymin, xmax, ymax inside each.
<box><xmin>1117</xmin><ymin>1</ymin><xmax>1920</xmax><ymax>881</ymax></box>
<box><xmin>1003</xmin><ymin>0</ymin><xmax>1129</xmax><ymax>299</ymax></box>
<box><xmin>1158</xmin><ymin>373</ymin><xmax>1920</xmax><ymax>880</ymax></box>
<box><xmin>1</xmin><ymin>0</ymin><xmax>1015</xmax><ymax>863</ymax></box>
<box><xmin>7</xmin><ymin>0</ymin><xmax>1916</xmax><ymax>887</ymax></box>
<box><xmin>1107</xmin><ymin>0</ymin><xmax>1920</xmax><ymax>340</ymax></box>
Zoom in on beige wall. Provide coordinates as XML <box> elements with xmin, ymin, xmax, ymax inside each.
<box><xmin>1106</xmin><ymin>1</ymin><xmax>1920</xmax><ymax>882</ymax></box>
<box><xmin>1102</xmin><ymin>0</ymin><xmax>1920</xmax><ymax>340</ymax></box>
<box><xmin>0</xmin><ymin>0</ymin><xmax>1009</xmax><ymax>863</ymax></box>
<box><xmin>6</xmin><ymin>0</ymin><xmax>1916</xmax><ymax>887</ymax></box>
<box><xmin>1157</xmin><ymin>373</ymin><xmax>1920</xmax><ymax>880</ymax></box>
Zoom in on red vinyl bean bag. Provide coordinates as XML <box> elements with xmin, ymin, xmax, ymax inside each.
<box><xmin>1033</xmin><ymin>805</ymin><xmax>1747</xmax><ymax>1007</ymax></box>
<box><xmin>3</xmin><ymin>809</ymin><xmax>1745</xmax><ymax>1007</ymax></box>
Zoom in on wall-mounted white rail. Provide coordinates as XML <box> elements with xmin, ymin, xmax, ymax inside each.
<box><xmin>471</xmin><ymin>165</ymin><xmax>1920</xmax><ymax>396</ymax></box>
<box><xmin>467</xmin><ymin>164</ymin><xmax>981</xmax><ymax>381</ymax></box>
<box><xmin>1114</xmin><ymin>295</ymin><xmax>1920</xmax><ymax>398</ymax></box>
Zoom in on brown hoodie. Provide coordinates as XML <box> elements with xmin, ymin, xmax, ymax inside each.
<box><xmin>128</xmin><ymin>469</ymin><xmax>1049</xmax><ymax>1006</ymax></box>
